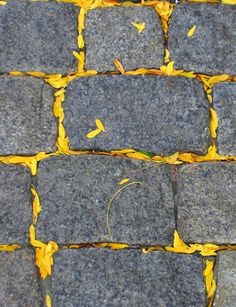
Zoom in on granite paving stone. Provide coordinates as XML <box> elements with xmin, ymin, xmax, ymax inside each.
<box><xmin>0</xmin><ymin>248</ymin><xmax>42</xmax><ymax>306</ymax></box>
<box><xmin>36</xmin><ymin>155</ymin><xmax>175</xmax><ymax>245</ymax></box>
<box><xmin>64</xmin><ymin>75</ymin><xmax>210</xmax><ymax>155</ymax></box>
<box><xmin>169</xmin><ymin>4</ymin><xmax>236</xmax><ymax>75</ymax></box>
<box><xmin>0</xmin><ymin>76</ymin><xmax>57</xmax><ymax>155</ymax></box>
<box><xmin>213</xmin><ymin>82</ymin><xmax>236</xmax><ymax>155</ymax></box>
<box><xmin>214</xmin><ymin>251</ymin><xmax>236</xmax><ymax>307</ymax></box>
<box><xmin>0</xmin><ymin>164</ymin><xmax>31</xmax><ymax>244</ymax></box>
<box><xmin>177</xmin><ymin>162</ymin><xmax>236</xmax><ymax>244</ymax></box>
<box><xmin>0</xmin><ymin>2</ymin><xmax>78</xmax><ymax>74</ymax></box>
<box><xmin>52</xmin><ymin>249</ymin><xmax>205</xmax><ymax>306</ymax></box>
<box><xmin>85</xmin><ymin>7</ymin><xmax>164</xmax><ymax>72</ymax></box>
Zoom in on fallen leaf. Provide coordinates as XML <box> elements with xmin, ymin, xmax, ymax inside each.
<box><xmin>131</xmin><ymin>22</ymin><xmax>145</xmax><ymax>33</ymax></box>
<box><xmin>113</xmin><ymin>59</ymin><xmax>125</xmax><ymax>74</ymax></box>
<box><xmin>119</xmin><ymin>178</ymin><xmax>129</xmax><ymax>185</ymax></box>
<box><xmin>210</xmin><ymin>107</ymin><xmax>218</xmax><ymax>139</ymax></box>
<box><xmin>95</xmin><ymin>118</ymin><xmax>105</xmax><ymax>131</ymax></box>
<box><xmin>86</xmin><ymin>128</ymin><xmax>102</xmax><ymax>139</ymax></box>
<box><xmin>187</xmin><ymin>25</ymin><xmax>196</xmax><ymax>37</ymax></box>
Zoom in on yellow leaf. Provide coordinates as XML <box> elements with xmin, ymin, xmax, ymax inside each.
<box><xmin>187</xmin><ymin>25</ymin><xmax>196</xmax><ymax>37</ymax></box>
<box><xmin>0</xmin><ymin>1</ymin><xmax>7</xmax><ymax>5</ymax></box>
<box><xmin>78</xmin><ymin>34</ymin><xmax>84</xmax><ymax>49</ymax></box>
<box><xmin>164</xmin><ymin>48</ymin><xmax>170</xmax><ymax>63</ymax></box>
<box><xmin>178</xmin><ymin>153</ymin><xmax>195</xmax><ymax>163</ymax></box>
<box><xmin>86</xmin><ymin>128</ymin><xmax>102</xmax><ymax>139</ymax></box>
<box><xmin>164</xmin><ymin>152</ymin><xmax>180</xmax><ymax>164</ymax></box>
<box><xmin>125</xmin><ymin>68</ymin><xmax>149</xmax><ymax>75</ymax></box>
<box><xmin>27</xmin><ymin>71</ymin><xmax>46</xmax><ymax>77</ymax></box>
<box><xmin>208</xmin><ymin>74</ymin><xmax>229</xmax><ymax>86</ymax></box>
<box><xmin>119</xmin><ymin>178</ymin><xmax>129</xmax><ymax>185</ymax></box>
<box><xmin>108</xmin><ymin>243</ymin><xmax>129</xmax><ymax>250</ymax></box>
<box><xmin>95</xmin><ymin>118</ymin><xmax>105</xmax><ymax>131</ymax></box>
<box><xmin>166</xmin><ymin>61</ymin><xmax>174</xmax><ymax>75</ymax></box>
<box><xmin>113</xmin><ymin>59</ymin><xmax>125</xmax><ymax>74</ymax></box>
<box><xmin>207</xmin><ymin>279</ymin><xmax>216</xmax><ymax>298</ymax></box>
<box><xmin>210</xmin><ymin>107</ymin><xmax>218</xmax><ymax>138</ymax></box>
<box><xmin>0</xmin><ymin>244</ymin><xmax>21</xmax><ymax>252</ymax></box>
<box><xmin>221</xmin><ymin>0</ymin><xmax>236</xmax><ymax>4</ymax></box>
<box><xmin>204</xmin><ymin>260</ymin><xmax>214</xmax><ymax>277</ymax></box>
<box><xmin>46</xmin><ymin>294</ymin><xmax>52</xmax><ymax>307</ymax></box>
<box><xmin>9</xmin><ymin>71</ymin><xmax>24</xmax><ymax>76</ymax></box>
<box><xmin>31</xmin><ymin>186</ymin><xmax>41</xmax><ymax>223</ymax></box>
<box><xmin>166</xmin><ymin>230</ymin><xmax>196</xmax><ymax>253</ymax></box>
<box><xmin>131</xmin><ymin>22</ymin><xmax>145</xmax><ymax>33</ymax></box>
<box><xmin>126</xmin><ymin>152</ymin><xmax>150</xmax><ymax>160</ymax></box>
<box><xmin>111</xmin><ymin>149</ymin><xmax>135</xmax><ymax>155</ymax></box>
<box><xmin>78</xmin><ymin>8</ymin><xmax>86</xmax><ymax>33</ymax></box>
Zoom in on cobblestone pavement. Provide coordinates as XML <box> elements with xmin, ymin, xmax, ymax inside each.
<box><xmin>0</xmin><ymin>0</ymin><xmax>235</xmax><ymax>306</ymax></box>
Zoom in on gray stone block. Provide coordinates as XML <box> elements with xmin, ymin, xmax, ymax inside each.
<box><xmin>0</xmin><ymin>248</ymin><xmax>42</xmax><ymax>306</ymax></box>
<box><xmin>0</xmin><ymin>164</ymin><xmax>31</xmax><ymax>244</ymax></box>
<box><xmin>169</xmin><ymin>4</ymin><xmax>236</xmax><ymax>75</ymax></box>
<box><xmin>36</xmin><ymin>155</ymin><xmax>175</xmax><ymax>245</ymax></box>
<box><xmin>64</xmin><ymin>75</ymin><xmax>210</xmax><ymax>155</ymax></box>
<box><xmin>213</xmin><ymin>82</ymin><xmax>236</xmax><ymax>155</ymax></box>
<box><xmin>177</xmin><ymin>162</ymin><xmax>236</xmax><ymax>244</ymax></box>
<box><xmin>85</xmin><ymin>7</ymin><xmax>164</xmax><ymax>72</ymax></box>
<box><xmin>214</xmin><ymin>251</ymin><xmax>236</xmax><ymax>307</ymax></box>
<box><xmin>52</xmin><ymin>249</ymin><xmax>205</xmax><ymax>307</ymax></box>
<box><xmin>0</xmin><ymin>76</ymin><xmax>57</xmax><ymax>155</ymax></box>
<box><xmin>0</xmin><ymin>2</ymin><xmax>78</xmax><ymax>74</ymax></box>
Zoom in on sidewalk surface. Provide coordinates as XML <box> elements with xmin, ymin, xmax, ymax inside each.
<box><xmin>0</xmin><ymin>0</ymin><xmax>235</xmax><ymax>306</ymax></box>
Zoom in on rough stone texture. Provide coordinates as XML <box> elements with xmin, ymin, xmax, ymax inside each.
<box><xmin>213</xmin><ymin>82</ymin><xmax>236</xmax><ymax>155</ymax></box>
<box><xmin>36</xmin><ymin>155</ymin><xmax>175</xmax><ymax>245</ymax></box>
<box><xmin>214</xmin><ymin>251</ymin><xmax>236</xmax><ymax>307</ymax></box>
<box><xmin>85</xmin><ymin>7</ymin><xmax>164</xmax><ymax>72</ymax></box>
<box><xmin>0</xmin><ymin>248</ymin><xmax>42</xmax><ymax>306</ymax></box>
<box><xmin>0</xmin><ymin>2</ymin><xmax>78</xmax><ymax>74</ymax></box>
<box><xmin>169</xmin><ymin>4</ymin><xmax>236</xmax><ymax>75</ymax></box>
<box><xmin>0</xmin><ymin>165</ymin><xmax>31</xmax><ymax>244</ymax></box>
<box><xmin>0</xmin><ymin>76</ymin><xmax>57</xmax><ymax>155</ymax></box>
<box><xmin>64</xmin><ymin>75</ymin><xmax>210</xmax><ymax>155</ymax></box>
<box><xmin>177</xmin><ymin>162</ymin><xmax>236</xmax><ymax>244</ymax></box>
<box><xmin>52</xmin><ymin>249</ymin><xmax>205</xmax><ymax>306</ymax></box>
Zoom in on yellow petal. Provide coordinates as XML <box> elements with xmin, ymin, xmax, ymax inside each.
<box><xmin>31</xmin><ymin>186</ymin><xmax>41</xmax><ymax>223</ymax></box>
<box><xmin>9</xmin><ymin>71</ymin><xmax>24</xmax><ymax>76</ymax></box>
<box><xmin>208</xmin><ymin>74</ymin><xmax>229</xmax><ymax>86</ymax></box>
<box><xmin>187</xmin><ymin>25</ymin><xmax>196</xmax><ymax>37</ymax></box>
<box><xmin>27</xmin><ymin>71</ymin><xmax>46</xmax><ymax>77</ymax></box>
<box><xmin>95</xmin><ymin>119</ymin><xmax>105</xmax><ymax>131</ymax></box>
<box><xmin>86</xmin><ymin>128</ymin><xmax>102</xmax><ymax>139</ymax></box>
<box><xmin>164</xmin><ymin>48</ymin><xmax>170</xmax><ymax>63</ymax></box>
<box><xmin>119</xmin><ymin>178</ymin><xmax>129</xmax><ymax>185</ymax></box>
<box><xmin>207</xmin><ymin>279</ymin><xmax>216</xmax><ymax>298</ymax></box>
<box><xmin>0</xmin><ymin>244</ymin><xmax>21</xmax><ymax>251</ymax></box>
<box><xmin>166</xmin><ymin>61</ymin><xmax>175</xmax><ymax>75</ymax></box>
<box><xmin>78</xmin><ymin>34</ymin><xmax>84</xmax><ymax>49</ymax></box>
<box><xmin>46</xmin><ymin>294</ymin><xmax>52</xmax><ymax>307</ymax></box>
<box><xmin>131</xmin><ymin>22</ymin><xmax>145</xmax><ymax>33</ymax></box>
<box><xmin>0</xmin><ymin>1</ymin><xmax>7</xmax><ymax>5</ymax></box>
<box><xmin>113</xmin><ymin>59</ymin><xmax>125</xmax><ymax>74</ymax></box>
<box><xmin>111</xmin><ymin>149</ymin><xmax>135</xmax><ymax>155</ymax></box>
<box><xmin>221</xmin><ymin>0</ymin><xmax>236</xmax><ymax>4</ymax></box>
<box><xmin>108</xmin><ymin>243</ymin><xmax>129</xmax><ymax>250</ymax></box>
<box><xmin>78</xmin><ymin>8</ymin><xmax>86</xmax><ymax>33</ymax></box>
<box><xmin>210</xmin><ymin>107</ymin><xmax>218</xmax><ymax>139</ymax></box>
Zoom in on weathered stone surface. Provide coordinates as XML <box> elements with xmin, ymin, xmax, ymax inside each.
<box><xmin>169</xmin><ymin>4</ymin><xmax>236</xmax><ymax>75</ymax></box>
<box><xmin>213</xmin><ymin>82</ymin><xmax>236</xmax><ymax>155</ymax></box>
<box><xmin>0</xmin><ymin>76</ymin><xmax>56</xmax><ymax>154</ymax></box>
<box><xmin>177</xmin><ymin>162</ymin><xmax>236</xmax><ymax>244</ymax></box>
<box><xmin>36</xmin><ymin>155</ymin><xmax>175</xmax><ymax>245</ymax></box>
<box><xmin>0</xmin><ymin>165</ymin><xmax>31</xmax><ymax>244</ymax></box>
<box><xmin>52</xmin><ymin>249</ymin><xmax>205</xmax><ymax>306</ymax></box>
<box><xmin>0</xmin><ymin>2</ymin><xmax>78</xmax><ymax>74</ymax></box>
<box><xmin>85</xmin><ymin>7</ymin><xmax>164</xmax><ymax>72</ymax></box>
<box><xmin>64</xmin><ymin>75</ymin><xmax>210</xmax><ymax>155</ymax></box>
<box><xmin>214</xmin><ymin>251</ymin><xmax>236</xmax><ymax>307</ymax></box>
<box><xmin>0</xmin><ymin>248</ymin><xmax>42</xmax><ymax>306</ymax></box>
